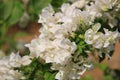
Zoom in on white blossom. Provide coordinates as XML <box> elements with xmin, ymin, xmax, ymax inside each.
<box><xmin>0</xmin><ymin>52</ymin><xmax>24</xmax><ymax>80</ymax></box>
<box><xmin>95</xmin><ymin>0</ymin><xmax>117</xmax><ymax>11</ymax></box>
<box><xmin>38</xmin><ymin>5</ymin><xmax>55</xmax><ymax>24</ymax></box>
<box><xmin>85</xmin><ymin>23</ymin><xmax>119</xmax><ymax>49</ymax></box>
<box><xmin>26</xmin><ymin>37</ymin><xmax>77</xmax><ymax>65</ymax></box>
<box><xmin>9</xmin><ymin>52</ymin><xmax>22</xmax><ymax>67</ymax></box>
<box><xmin>71</xmin><ymin>0</ymin><xmax>86</xmax><ymax>9</ymax></box>
<box><xmin>21</xmin><ymin>56</ymin><xmax>32</xmax><ymax>66</ymax></box>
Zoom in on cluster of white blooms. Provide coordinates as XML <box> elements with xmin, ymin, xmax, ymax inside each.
<box><xmin>0</xmin><ymin>52</ymin><xmax>31</xmax><ymax>80</ymax></box>
<box><xmin>85</xmin><ymin>23</ymin><xmax>119</xmax><ymax>49</ymax></box>
<box><xmin>85</xmin><ymin>23</ymin><xmax>119</xmax><ymax>57</ymax></box>
<box><xmin>26</xmin><ymin>37</ymin><xmax>76</xmax><ymax>65</ymax></box>
<box><xmin>26</xmin><ymin>2</ymin><xmax>86</xmax><ymax>65</ymax></box>
<box><xmin>25</xmin><ymin>0</ymin><xmax>120</xmax><ymax>80</ymax></box>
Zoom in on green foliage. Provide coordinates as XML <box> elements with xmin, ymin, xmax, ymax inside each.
<box><xmin>44</xmin><ymin>72</ymin><xmax>57</xmax><ymax>80</ymax></box>
<box><xmin>7</xmin><ymin>1</ymin><xmax>24</xmax><ymax>26</ymax></box>
<box><xmin>0</xmin><ymin>0</ymin><xmax>24</xmax><ymax>26</ymax></box>
<box><xmin>0</xmin><ymin>0</ymin><xmax>24</xmax><ymax>38</ymax></box>
<box><xmin>20</xmin><ymin>58</ymin><xmax>57</xmax><ymax>80</ymax></box>
<box><xmin>0</xmin><ymin>0</ymin><xmax>13</xmax><ymax>21</ymax></box>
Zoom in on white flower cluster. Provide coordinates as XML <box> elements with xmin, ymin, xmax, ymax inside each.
<box><xmin>85</xmin><ymin>23</ymin><xmax>119</xmax><ymax>57</ymax></box>
<box><xmin>0</xmin><ymin>52</ymin><xmax>31</xmax><ymax>80</ymax></box>
<box><xmin>85</xmin><ymin>23</ymin><xmax>119</xmax><ymax>49</ymax></box>
<box><xmin>26</xmin><ymin>37</ymin><xmax>76</xmax><ymax>65</ymax></box>
<box><xmin>25</xmin><ymin>3</ymin><xmax>82</xmax><ymax>64</ymax></box>
<box><xmin>25</xmin><ymin>0</ymin><xmax>120</xmax><ymax>80</ymax></box>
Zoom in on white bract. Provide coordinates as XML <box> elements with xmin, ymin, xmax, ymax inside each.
<box><xmin>85</xmin><ymin>23</ymin><xmax>118</xmax><ymax>48</ymax></box>
<box><xmin>85</xmin><ymin>23</ymin><xmax>119</xmax><ymax>57</ymax></box>
<box><xmin>0</xmin><ymin>52</ymin><xmax>25</xmax><ymax>80</ymax></box>
<box><xmin>9</xmin><ymin>52</ymin><xmax>22</xmax><ymax>67</ymax></box>
<box><xmin>95</xmin><ymin>0</ymin><xmax>117</xmax><ymax>11</ymax></box>
<box><xmin>21</xmin><ymin>55</ymin><xmax>32</xmax><ymax>66</ymax></box>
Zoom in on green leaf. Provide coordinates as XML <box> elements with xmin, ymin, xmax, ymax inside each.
<box><xmin>44</xmin><ymin>72</ymin><xmax>56</xmax><ymax>80</ymax></box>
<box><xmin>44</xmin><ymin>72</ymin><xmax>51</xmax><ymax>80</ymax></box>
<box><xmin>6</xmin><ymin>1</ymin><xmax>24</xmax><ymax>26</ymax></box>
<box><xmin>0</xmin><ymin>0</ymin><xmax>13</xmax><ymax>21</ymax></box>
<box><xmin>2</xmin><ymin>0</ymin><xmax>14</xmax><ymax>21</ymax></box>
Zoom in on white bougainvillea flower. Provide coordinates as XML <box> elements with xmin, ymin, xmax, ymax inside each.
<box><xmin>72</xmin><ymin>0</ymin><xmax>86</xmax><ymax>8</ymax></box>
<box><xmin>92</xmin><ymin>23</ymin><xmax>101</xmax><ymax>33</ymax></box>
<box><xmin>103</xmin><ymin>28</ymin><xmax>119</xmax><ymax>48</ymax></box>
<box><xmin>25</xmin><ymin>37</ymin><xmax>53</xmax><ymax>58</ymax></box>
<box><xmin>39</xmin><ymin>38</ymin><xmax>77</xmax><ymax>64</ymax></box>
<box><xmin>85</xmin><ymin>22</ymin><xmax>119</xmax><ymax>58</ymax></box>
<box><xmin>26</xmin><ymin>36</ymin><xmax>77</xmax><ymax>65</ymax></box>
<box><xmin>95</xmin><ymin>0</ymin><xmax>117</xmax><ymax>11</ymax></box>
<box><xmin>9</xmin><ymin>52</ymin><xmax>22</xmax><ymax>67</ymax></box>
<box><xmin>61</xmin><ymin>3</ymin><xmax>71</xmax><ymax>13</ymax></box>
<box><xmin>85</xmin><ymin>3</ymin><xmax>102</xmax><ymax>18</ymax></box>
<box><xmin>21</xmin><ymin>56</ymin><xmax>32</xmax><ymax>66</ymax></box>
<box><xmin>0</xmin><ymin>52</ymin><xmax>24</xmax><ymax>80</ymax></box>
<box><xmin>92</xmin><ymin>34</ymin><xmax>104</xmax><ymax>49</ymax></box>
<box><xmin>38</xmin><ymin>5</ymin><xmax>55</xmax><ymax>24</ymax></box>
